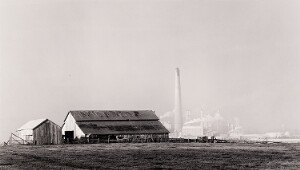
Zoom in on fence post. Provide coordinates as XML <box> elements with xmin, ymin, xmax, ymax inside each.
<box><xmin>9</xmin><ymin>133</ymin><xmax>12</xmax><ymax>144</ymax></box>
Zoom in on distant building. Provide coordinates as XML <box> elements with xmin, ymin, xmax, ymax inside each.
<box><xmin>62</xmin><ymin>110</ymin><xmax>169</xmax><ymax>142</ymax></box>
<box><xmin>161</xmin><ymin>111</ymin><xmax>227</xmax><ymax>138</ymax></box>
<box><xmin>182</xmin><ymin>125</ymin><xmax>204</xmax><ymax>138</ymax></box>
<box><xmin>16</xmin><ymin>119</ymin><xmax>62</xmax><ymax>145</ymax></box>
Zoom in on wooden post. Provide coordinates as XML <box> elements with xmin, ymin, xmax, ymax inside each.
<box><xmin>87</xmin><ymin>134</ymin><xmax>90</xmax><ymax>143</ymax></box>
<box><xmin>10</xmin><ymin>133</ymin><xmax>12</xmax><ymax>145</ymax></box>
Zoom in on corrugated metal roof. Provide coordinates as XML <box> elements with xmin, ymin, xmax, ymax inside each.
<box><xmin>17</xmin><ymin>119</ymin><xmax>47</xmax><ymax>131</ymax></box>
<box><xmin>68</xmin><ymin>110</ymin><xmax>159</xmax><ymax>121</ymax></box>
<box><xmin>77</xmin><ymin>120</ymin><xmax>169</xmax><ymax>135</ymax></box>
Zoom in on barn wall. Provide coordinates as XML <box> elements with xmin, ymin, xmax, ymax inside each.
<box><xmin>33</xmin><ymin>120</ymin><xmax>62</xmax><ymax>145</ymax></box>
<box><xmin>63</xmin><ymin>114</ymin><xmax>85</xmax><ymax>139</ymax></box>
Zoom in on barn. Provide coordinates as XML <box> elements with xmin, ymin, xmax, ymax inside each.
<box><xmin>16</xmin><ymin>119</ymin><xmax>62</xmax><ymax>145</ymax></box>
<box><xmin>62</xmin><ymin>110</ymin><xmax>169</xmax><ymax>143</ymax></box>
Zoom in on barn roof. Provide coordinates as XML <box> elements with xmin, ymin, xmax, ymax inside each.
<box><xmin>67</xmin><ymin>110</ymin><xmax>159</xmax><ymax>122</ymax></box>
<box><xmin>77</xmin><ymin>120</ymin><xmax>169</xmax><ymax>135</ymax></box>
<box><xmin>17</xmin><ymin>119</ymin><xmax>47</xmax><ymax>131</ymax></box>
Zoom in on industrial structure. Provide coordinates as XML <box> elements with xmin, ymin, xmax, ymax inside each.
<box><xmin>13</xmin><ymin>119</ymin><xmax>62</xmax><ymax>145</ymax></box>
<box><xmin>160</xmin><ymin>68</ymin><xmax>184</xmax><ymax>138</ymax></box>
<box><xmin>62</xmin><ymin>110</ymin><xmax>169</xmax><ymax>143</ymax></box>
<box><xmin>173</xmin><ymin>68</ymin><xmax>183</xmax><ymax>137</ymax></box>
<box><xmin>160</xmin><ymin>68</ymin><xmax>232</xmax><ymax>138</ymax></box>
<box><xmin>4</xmin><ymin>67</ymin><xmax>246</xmax><ymax>145</ymax></box>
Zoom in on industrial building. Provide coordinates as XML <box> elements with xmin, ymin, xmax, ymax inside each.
<box><xmin>160</xmin><ymin>68</ymin><xmax>184</xmax><ymax>138</ymax></box>
<box><xmin>160</xmin><ymin>68</ymin><xmax>229</xmax><ymax>138</ymax></box>
<box><xmin>173</xmin><ymin>67</ymin><xmax>183</xmax><ymax>137</ymax></box>
<box><xmin>62</xmin><ymin>110</ymin><xmax>169</xmax><ymax>143</ymax></box>
<box><xmin>15</xmin><ymin>119</ymin><xmax>62</xmax><ymax>145</ymax></box>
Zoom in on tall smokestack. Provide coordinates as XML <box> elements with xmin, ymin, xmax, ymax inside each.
<box><xmin>174</xmin><ymin>68</ymin><xmax>183</xmax><ymax>137</ymax></box>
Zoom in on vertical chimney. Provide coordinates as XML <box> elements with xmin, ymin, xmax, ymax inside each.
<box><xmin>174</xmin><ymin>68</ymin><xmax>183</xmax><ymax>137</ymax></box>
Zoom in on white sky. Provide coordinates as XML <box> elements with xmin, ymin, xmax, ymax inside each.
<box><xmin>0</xmin><ymin>0</ymin><xmax>300</xmax><ymax>141</ymax></box>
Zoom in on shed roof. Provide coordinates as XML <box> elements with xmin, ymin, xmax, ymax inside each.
<box><xmin>17</xmin><ymin>119</ymin><xmax>47</xmax><ymax>131</ymax></box>
<box><xmin>67</xmin><ymin>110</ymin><xmax>159</xmax><ymax>122</ymax></box>
<box><xmin>77</xmin><ymin>120</ymin><xmax>169</xmax><ymax>135</ymax></box>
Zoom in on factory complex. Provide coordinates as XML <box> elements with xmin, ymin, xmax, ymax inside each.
<box><xmin>6</xmin><ymin>68</ymin><xmax>247</xmax><ymax>145</ymax></box>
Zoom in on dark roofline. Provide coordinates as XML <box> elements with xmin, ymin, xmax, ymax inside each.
<box><xmin>31</xmin><ymin>119</ymin><xmax>48</xmax><ymax>130</ymax></box>
<box><xmin>17</xmin><ymin>119</ymin><xmax>49</xmax><ymax>131</ymax></box>
<box><xmin>75</xmin><ymin>119</ymin><xmax>159</xmax><ymax>122</ymax></box>
<box><xmin>63</xmin><ymin>111</ymin><xmax>71</xmax><ymax>123</ymax></box>
<box><xmin>77</xmin><ymin>120</ymin><xmax>170</xmax><ymax>134</ymax></box>
<box><xmin>70</xmin><ymin>110</ymin><xmax>155</xmax><ymax>114</ymax></box>
<box><xmin>32</xmin><ymin>119</ymin><xmax>61</xmax><ymax>130</ymax></box>
<box><xmin>63</xmin><ymin>110</ymin><xmax>157</xmax><ymax>122</ymax></box>
<box><xmin>83</xmin><ymin>132</ymin><xmax>169</xmax><ymax>135</ymax></box>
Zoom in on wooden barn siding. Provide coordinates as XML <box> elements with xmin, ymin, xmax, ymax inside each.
<box><xmin>33</xmin><ymin>120</ymin><xmax>62</xmax><ymax>145</ymax></box>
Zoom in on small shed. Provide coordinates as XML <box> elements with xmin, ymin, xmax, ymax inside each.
<box><xmin>62</xmin><ymin>110</ymin><xmax>169</xmax><ymax>143</ymax></box>
<box><xmin>17</xmin><ymin>119</ymin><xmax>62</xmax><ymax>145</ymax></box>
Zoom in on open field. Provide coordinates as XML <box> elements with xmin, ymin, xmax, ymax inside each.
<box><xmin>1</xmin><ymin>143</ymin><xmax>300</xmax><ymax>169</ymax></box>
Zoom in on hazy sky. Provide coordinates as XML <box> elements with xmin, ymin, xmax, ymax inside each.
<box><xmin>0</xmin><ymin>0</ymin><xmax>300</xmax><ymax>142</ymax></box>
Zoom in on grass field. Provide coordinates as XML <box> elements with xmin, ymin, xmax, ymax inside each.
<box><xmin>1</xmin><ymin>143</ymin><xmax>300</xmax><ymax>169</ymax></box>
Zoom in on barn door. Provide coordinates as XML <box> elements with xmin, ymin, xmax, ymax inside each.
<box><xmin>65</xmin><ymin>131</ymin><xmax>74</xmax><ymax>142</ymax></box>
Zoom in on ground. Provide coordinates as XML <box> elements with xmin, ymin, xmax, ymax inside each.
<box><xmin>1</xmin><ymin>143</ymin><xmax>300</xmax><ymax>169</ymax></box>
